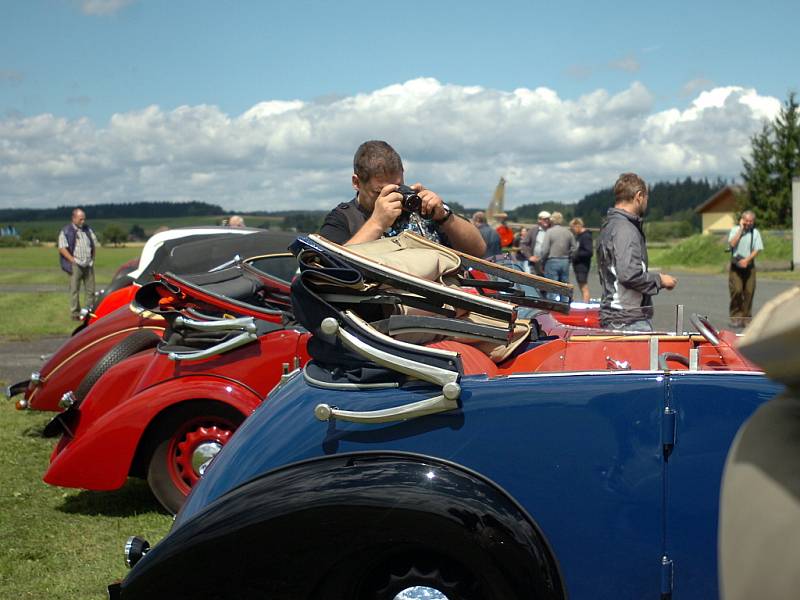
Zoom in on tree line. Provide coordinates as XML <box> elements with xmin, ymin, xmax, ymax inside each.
<box><xmin>741</xmin><ymin>91</ymin><xmax>799</xmax><ymax>228</ymax></box>
<box><xmin>0</xmin><ymin>201</ymin><xmax>224</xmax><ymax>223</ymax></box>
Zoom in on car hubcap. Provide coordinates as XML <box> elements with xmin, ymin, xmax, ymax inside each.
<box><xmin>170</xmin><ymin>421</ymin><xmax>234</xmax><ymax>493</ymax></box>
<box><xmin>191</xmin><ymin>441</ymin><xmax>223</xmax><ymax>476</ymax></box>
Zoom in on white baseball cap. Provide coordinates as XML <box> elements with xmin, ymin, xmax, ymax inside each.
<box><xmin>538</xmin><ymin>210</ymin><xmax>552</xmax><ymax>219</ymax></box>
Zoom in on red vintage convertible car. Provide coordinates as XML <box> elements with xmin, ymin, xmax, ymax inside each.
<box><xmin>8</xmin><ymin>230</ymin><xmax>300</xmax><ymax>412</ymax></box>
<box><xmin>44</xmin><ymin>255</ymin><xmax>309</xmax><ymax>512</ymax></box>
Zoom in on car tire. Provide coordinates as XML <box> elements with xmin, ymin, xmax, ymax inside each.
<box><xmin>74</xmin><ymin>329</ymin><xmax>161</xmax><ymax>402</ymax></box>
<box><xmin>145</xmin><ymin>402</ymin><xmax>244</xmax><ymax>514</ymax></box>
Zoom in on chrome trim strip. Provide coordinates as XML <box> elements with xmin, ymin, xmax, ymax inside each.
<box><xmin>173</xmin><ymin>315</ymin><xmax>256</xmax><ymax>333</ymax></box>
<box><xmin>504</xmin><ymin>369</ymin><xmax>764</xmax><ymax>379</ymax></box>
<box><xmin>649</xmin><ymin>337</ymin><xmax>659</xmax><ymax>371</ymax></box>
<box><xmin>314</xmin><ymin>392</ymin><xmax>459</xmax><ymax>424</ymax></box>
<box><xmin>168</xmin><ymin>331</ymin><xmax>258</xmax><ymax>361</ymax></box>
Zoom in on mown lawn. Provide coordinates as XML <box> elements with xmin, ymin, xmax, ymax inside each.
<box><xmin>0</xmin><ymin>246</ymin><xmax>142</xmax><ymax>338</ymax></box>
<box><xmin>649</xmin><ymin>232</ymin><xmax>799</xmax><ymax>279</ymax></box>
<box><xmin>0</xmin><ymin>396</ymin><xmax>172</xmax><ymax>599</ymax></box>
<box><xmin>0</xmin><ymin>244</ymin><xmax>172</xmax><ymax>597</ymax></box>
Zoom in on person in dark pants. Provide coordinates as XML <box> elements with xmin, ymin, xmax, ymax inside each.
<box><xmin>727</xmin><ymin>210</ymin><xmax>763</xmax><ymax>328</ymax></box>
<box><xmin>58</xmin><ymin>207</ymin><xmax>99</xmax><ymax>320</ymax></box>
<box><xmin>569</xmin><ymin>217</ymin><xmax>593</xmax><ymax>302</ymax></box>
<box><xmin>318</xmin><ymin>140</ymin><xmax>485</xmax><ymax>257</ymax></box>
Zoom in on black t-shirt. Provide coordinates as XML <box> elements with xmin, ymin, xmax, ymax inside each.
<box><xmin>318</xmin><ymin>198</ymin><xmax>369</xmax><ymax>245</ymax></box>
<box><xmin>318</xmin><ymin>197</ymin><xmax>451</xmax><ymax>247</ymax></box>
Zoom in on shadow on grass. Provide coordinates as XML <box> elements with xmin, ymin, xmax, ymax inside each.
<box><xmin>58</xmin><ymin>479</ymin><xmax>169</xmax><ymax>517</ymax></box>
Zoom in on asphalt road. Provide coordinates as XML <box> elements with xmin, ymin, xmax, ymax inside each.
<box><xmin>1</xmin><ymin>270</ymin><xmax>797</xmax><ymax>393</ymax></box>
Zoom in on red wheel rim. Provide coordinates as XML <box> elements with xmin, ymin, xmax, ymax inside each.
<box><xmin>166</xmin><ymin>416</ymin><xmax>236</xmax><ymax>495</ymax></box>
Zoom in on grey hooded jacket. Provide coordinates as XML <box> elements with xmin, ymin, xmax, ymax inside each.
<box><xmin>596</xmin><ymin>207</ymin><xmax>662</xmax><ymax>325</ymax></box>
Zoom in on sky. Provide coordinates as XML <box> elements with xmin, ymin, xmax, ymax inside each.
<box><xmin>0</xmin><ymin>0</ymin><xmax>797</xmax><ymax>212</ymax></box>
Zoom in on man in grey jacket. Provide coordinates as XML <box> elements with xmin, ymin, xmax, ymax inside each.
<box><xmin>596</xmin><ymin>173</ymin><xmax>677</xmax><ymax>331</ymax></box>
<box><xmin>540</xmin><ymin>211</ymin><xmax>576</xmax><ymax>301</ymax></box>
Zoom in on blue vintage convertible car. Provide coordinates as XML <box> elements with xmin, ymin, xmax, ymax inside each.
<box><xmin>111</xmin><ymin>233</ymin><xmax>780</xmax><ymax>600</ymax></box>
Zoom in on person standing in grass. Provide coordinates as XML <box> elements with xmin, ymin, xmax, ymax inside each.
<box><xmin>727</xmin><ymin>210</ymin><xmax>763</xmax><ymax>329</ymax></box>
<box><xmin>58</xmin><ymin>208</ymin><xmax>99</xmax><ymax>320</ymax></box>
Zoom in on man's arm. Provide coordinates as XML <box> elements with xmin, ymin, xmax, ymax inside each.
<box><xmin>57</xmin><ymin>231</ymin><xmax>75</xmax><ymax>264</ymax></box>
<box><xmin>729</xmin><ymin>218</ymin><xmax>747</xmax><ymax>250</ymax></box>
<box><xmin>738</xmin><ymin>229</ymin><xmax>763</xmax><ymax>269</ymax></box>
<box><xmin>58</xmin><ymin>247</ymin><xmax>75</xmax><ymax>264</ymax></box>
<box><xmin>613</xmin><ymin>227</ymin><xmax>664</xmax><ymax>296</ymax></box>
<box><xmin>437</xmin><ymin>214</ymin><xmax>486</xmax><ymax>256</ymax></box>
<box><xmin>539</xmin><ymin>231</ymin><xmax>550</xmax><ymax>263</ymax></box>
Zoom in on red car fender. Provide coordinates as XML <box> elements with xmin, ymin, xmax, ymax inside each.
<box><xmin>88</xmin><ymin>284</ymin><xmax>138</xmax><ymax>323</ymax></box>
<box><xmin>44</xmin><ymin>375</ymin><xmax>261</xmax><ymax>491</ymax></box>
<box><xmin>26</xmin><ymin>304</ymin><xmax>164</xmax><ymax>411</ymax></box>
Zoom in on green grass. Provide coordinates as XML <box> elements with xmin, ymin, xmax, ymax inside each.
<box><xmin>0</xmin><ymin>398</ymin><xmax>172</xmax><ymax>599</ymax></box>
<box><xmin>0</xmin><ymin>246</ymin><xmax>143</xmax><ymax>339</ymax></box>
<box><xmin>650</xmin><ymin>232</ymin><xmax>798</xmax><ymax>279</ymax></box>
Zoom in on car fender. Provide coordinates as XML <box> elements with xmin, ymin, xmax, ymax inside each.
<box><xmin>120</xmin><ymin>452</ymin><xmax>565</xmax><ymax>600</ymax></box>
<box><xmin>26</xmin><ymin>304</ymin><xmax>164</xmax><ymax>411</ymax></box>
<box><xmin>44</xmin><ymin>375</ymin><xmax>261</xmax><ymax>491</ymax></box>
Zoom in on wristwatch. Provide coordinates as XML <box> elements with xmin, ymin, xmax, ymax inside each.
<box><xmin>433</xmin><ymin>203</ymin><xmax>453</xmax><ymax>225</ymax></box>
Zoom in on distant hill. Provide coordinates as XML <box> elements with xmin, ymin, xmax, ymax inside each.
<box><xmin>0</xmin><ymin>201</ymin><xmax>224</xmax><ymax>222</ymax></box>
<box><xmin>509</xmin><ymin>177</ymin><xmax>727</xmax><ymax>228</ymax></box>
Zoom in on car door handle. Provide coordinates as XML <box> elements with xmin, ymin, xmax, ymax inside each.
<box><xmin>314</xmin><ymin>382</ymin><xmax>461</xmax><ymax>424</ymax></box>
<box><xmin>173</xmin><ymin>315</ymin><xmax>256</xmax><ymax>333</ymax></box>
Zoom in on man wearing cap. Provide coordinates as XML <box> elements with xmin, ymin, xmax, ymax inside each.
<box><xmin>519</xmin><ymin>211</ymin><xmax>551</xmax><ymax>275</ymax></box>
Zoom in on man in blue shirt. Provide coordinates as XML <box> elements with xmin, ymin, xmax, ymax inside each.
<box><xmin>728</xmin><ymin>210</ymin><xmax>764</xmax><ymax>328</ymax></box>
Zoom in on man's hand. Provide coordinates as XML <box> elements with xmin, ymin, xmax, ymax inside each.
<box><xmin>368</xmin><ymin>184</ymin><xmax>404</xmax><ymax>230</ymax></box>
<box><xmin>410</xmin><ymin>183</ymin><xmax>446</xmax><ymax>221</ymax></box>
<box><xmin>529</xmin><ymin>256</ymin><xmax>540</xmax><ymax>264</ymax></box>
<box><xmin>660</xmin><ymin>273</ymin><xmax>678</xmax><ymax>289</ymax></box>
<box><xmin>737</xmin><ymin>258</ymin><xmax>749</xmax><ymax>269</ymax></box>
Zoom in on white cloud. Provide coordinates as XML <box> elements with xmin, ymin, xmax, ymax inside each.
<box><xmin>0</xmin><ymin>79</ymin><xmax>782</xmax><ymax>211</ymax></box>
<box><xmin>79</xmin><ymin>0</ymin><xmax>135</xmax><ymax>16</ymax></box>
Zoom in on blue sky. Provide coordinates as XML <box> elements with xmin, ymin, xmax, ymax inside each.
<box><xmin>0</xmin><ymin>0</ymin><xmax>797</xmax><ymax>210</ymax></box>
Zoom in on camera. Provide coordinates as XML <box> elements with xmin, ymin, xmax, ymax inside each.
<box><xmin>396</xmin><ymin>185</ymin><xmax>422</xmax><ymax>213</ymax></box>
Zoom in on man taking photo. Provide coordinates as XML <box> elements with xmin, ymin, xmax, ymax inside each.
<box><xmin>319</xmin><ymin>140</ymin><xmax>485</xmax><ymax>257</ymax></box>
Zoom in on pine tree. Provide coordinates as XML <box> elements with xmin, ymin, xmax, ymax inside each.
<box><xmin>772</xmin><ymin>92</ymin><xmax>800</xmax><ymax>226</ymax></box>
<box><xmin>741</xmin><ymin>92</ymin><xmax>799</xmax><ymax>227</ymax></box>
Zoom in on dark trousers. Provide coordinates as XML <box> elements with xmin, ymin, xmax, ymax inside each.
<box><xmin>728</xmin><ymin>263</ymin><xmax>756</xmax><ymax>326</ymax></box>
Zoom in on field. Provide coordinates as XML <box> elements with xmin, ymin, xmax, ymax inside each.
<box><xmin>0</xmin><ymin>246</ymin><xmax>141</xmax><ymax>338</ymax></box>
<box><xmin>0</xmin><ymin>244</ymin><xmax>172</xmax><ymax>598</ymax></box>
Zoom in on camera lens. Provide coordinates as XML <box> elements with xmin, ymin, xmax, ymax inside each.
<box><xmin>397</xmin><ymin>185</ymin><xmax>422</xmax><ymax>213</ymax></box>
